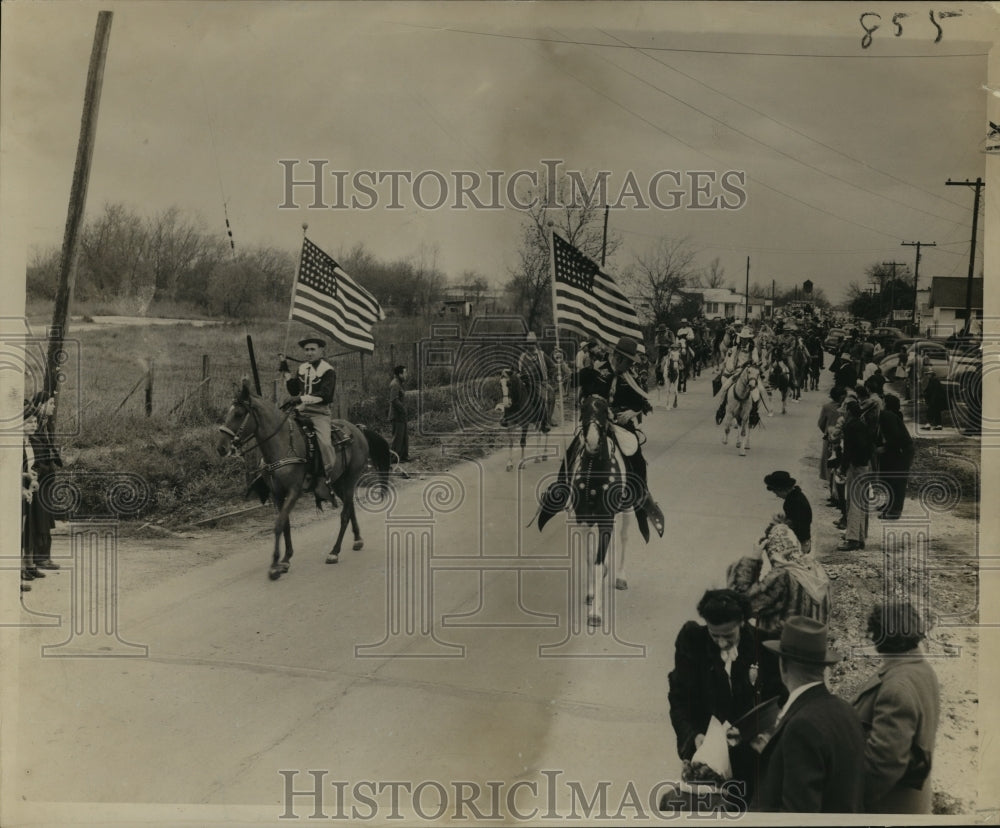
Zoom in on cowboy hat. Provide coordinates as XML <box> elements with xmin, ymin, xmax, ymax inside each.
<box><xmin>739</xmin><ymin>329</ymin><xmax>754</xmax><ymax>339</ymax></box>
<box><xmin>764</xmin><ymin>471</ymin><xmax>796</xmax><ymax>491</ymax></box>
<box><xmin>655</xmin><ymin>323</ymin><xmax>667</xmax><ymax>332</ymax></box>
<box><xmin>298</xmin><ymin>336</ymin><xmax>326</xmax><ymax>349</ymax></box>
<box><xmin>612</xmin><ymin>336</ymin><xmax>640</xmax><ymax>361</ymax></box>
<box><xmin>763</xmin><ymin>616</ymin><xmax>839</xmax><ymax>665</ymax></box>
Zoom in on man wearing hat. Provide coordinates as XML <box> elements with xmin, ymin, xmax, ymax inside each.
<box><xmin>754</xmin><ymin>617</ymin><xmax>866</xmax><ymax>812</ymax></box>
<box><xmin>764</xmin><ymin>471</ymin><xmax>812</xmax><ymax>554</ymax></box>
<box><xmin>517</xmin><ymin>331</ymin><xmax>557</xmax><ymax>433</ymax></box>
<box><xmin>653</xmin><ymin>323</ymin><xmax>674</xmax><ymax>386</ymax></box>
<box><xmin>676</xmin><ymin>317</ymin><xmax>694</xmax><ymax>343</ymax></box>
<box><xmin>279</xmin><ymin>337</ymin><xmax>343</xmax><ymax>489</ymax></box>
<box><xmin>716</xmin><ymin>327</ymin><xmax>759</xmax><ymax>402</ymax></box>
<box><xmin>608</xmin><ymin>335</ymin><xmax>664</xmax><ymax>537</ymax></box>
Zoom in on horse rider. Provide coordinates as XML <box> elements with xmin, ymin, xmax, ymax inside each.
<box><xmin>517</xmin><ymin>331</ymin><xmax>557</xmax><ymax>433</ymax></box>
<box><xmin>607</xmin><ymin>335</ymin><xmax>665</xmax><ymax>536</ymax></box>
<box><xmin>717</xmin><ymin>328</ymin><xmax>760</xmax><ymax>400</ymax></box>
<box><xmin>576</xmin><ymin>341</ymin><xmax>612</xmax><ymax>406</ymax></box>
<box><xmin>676</xmin><ymin>317</ymin><xmax>695</xmax><ymax>343</ymax></box>
<box><xmin>653</xmin><ymin>323</ymin><xmax>675</xmax><ymax>385</ymax></box>
<box><xmin>279</xmin><ymin>336</ymin><xmax>347</xmax><ymax>489</ymax></box>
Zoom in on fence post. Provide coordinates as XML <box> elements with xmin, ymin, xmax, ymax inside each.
<box><xmin>201</xmin><ymin>355</ymin><xmax>210</xmax><ymax>410</ymax></box>
<box><xmin>145</xmin><ymin>360</ymin><xmax>154</xmax><ymax>417</ymax></box>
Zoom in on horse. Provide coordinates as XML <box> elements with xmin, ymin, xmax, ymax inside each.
<box><xmin>217</xmin><ymin>378</ymin><xmax>390</xmax><ymax>579</ymax></box>
<box><xmin>659</xmin><ymin>346</ymin><xmax>686</xmax><ymax>409</ymax></box>
<box><xmin>536</xmin><ymin>394</ymin><xmax>646</xmax><ymax>627</ymax></box>
<box><xmin>497</xmin><ymin>368</ymin><xmax>551</xmax><ymax>471</ymax></box>
<box><xmin>781</xmin><ymin>334</ymin><xmax>811</xmax><ymax>401</ymax></box>
<box><xmin>718</xmin><ymin>363</ymin><xmax>768</xmax><ymax>456</ymax></box>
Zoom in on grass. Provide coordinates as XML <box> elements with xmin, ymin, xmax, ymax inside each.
<box><xmin>24</xmin><ymin>304</ymin><xmax>511</xmax><ymax>525</ymax></box>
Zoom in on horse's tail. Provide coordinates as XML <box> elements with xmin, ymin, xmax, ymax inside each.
<box><xmin>358</xmin><ymin>425</ymin><xmax>392</xmax><ymax>482</ymax></box>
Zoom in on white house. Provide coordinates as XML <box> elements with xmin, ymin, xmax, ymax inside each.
<box><xmin>920</xmin><ymin>277</ymin><xmax>983</xmax><ymax>336</ymax></box>
<box><xmin>682</xmin><ymin>288</ymin><xmax>771</xmax><ymax>320</ymax></box>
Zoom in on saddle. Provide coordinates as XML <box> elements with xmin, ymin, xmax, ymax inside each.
<box><xmin>294</xmin><ymin>414</ymin><xmax>352</xmax><ymax>488</ymax></box>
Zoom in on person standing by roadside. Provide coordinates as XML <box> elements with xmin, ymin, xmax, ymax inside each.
<box><xmin>876</xmin><ymin>394</ymin><xmax>913</xmax><ymax>519</ymax></box>
<box><xmin>26</xmin><ymin>392</ymin><xmax>62</xmax><ymax>573</ymax></box>
<box><xmin>837</xmin><ymin>399</ymin><xmax>875</xmax><ymax>551</ymax></box>
<box><xmin>921</xmin><ymin>367</ymin><xmax>947</xmax><ymax>431</ymax></box>
<box><xmin>818</xmin><ymin>386</ymin><xmax>847</xmax><ymax>507</ymax></box>
<box><xmin>753</xmin><ymin>617</ymin><xmax>866</xmax><ymax>812</ymax></box>
<box><xmin>21</xmin><ymin>405</ymin><xmax>41</xmax><ymax>592</ymax></box>
<box><xmin>852</xmin><ymin>602</ymin><xmax>940</xmax><ymax>814</ymax></box>
<box><xmin>388</xmin><ymin>365</ymin><xmax>409</xmax><ymax>463</ymax></box>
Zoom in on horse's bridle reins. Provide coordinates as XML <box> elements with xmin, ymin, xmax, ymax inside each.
<box><xmin>731</xmin><ymin>362</ymin><xmax>760</xmax><ymax>404</ymax></box>
<box><xmin>219</xmin><ymin>400</ymin><xmax>294</xmax><ymax>458</ymax></box>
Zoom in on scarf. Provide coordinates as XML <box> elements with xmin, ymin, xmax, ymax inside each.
<box><xmin>765</xmin><ymin>523</ymin><xmax>829</xmax><ymax>603</ymax></box>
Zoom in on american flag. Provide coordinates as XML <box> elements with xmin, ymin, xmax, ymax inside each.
<box><xmin>291</xmin><ymin>238</ymin><xmax>385</xmax><ymax>354</ymax></box>
<box><xmin>551</xmin><ymin>232</ymin><xmax>644</xmax><ymax>351</ymax></box>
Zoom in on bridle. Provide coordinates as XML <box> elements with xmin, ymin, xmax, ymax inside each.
<box><xmin>218</xmin><ymin>398</ymin><xmax>292</xmax><ymax>458</ymax></box>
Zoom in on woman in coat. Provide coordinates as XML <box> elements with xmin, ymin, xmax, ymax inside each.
<box><xmin>876</xmin><ymin>394</ymin><xmax>913</xmax><ymax>519</ymax></box>
<box><xmin>852</xmin><ymin>602</ymin><xmax>940</xmax><ymax>813</ymax></box>
<box><xmin>727</xmin><ymin>521</ymin><xmax>831</xmax><ymax>639</ymax></box>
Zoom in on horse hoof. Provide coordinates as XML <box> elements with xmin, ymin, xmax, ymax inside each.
<box><xmin>587</xmin><ymin>614</ymin><xmax>602</xmax><ymax>627</ymax></box>
<box><xmin>505</xmin><ymin>462</ymin><xmax>513</xmax><ymax>472</ymax></box>
<box><xmin>352</xmin><ymin>539</ymin><xmax>364</xmax><ymax>551</ymax></box>
<box><xmin>326</xmin><ymin>553</ymin><xmax>339</xmax><ymax>564</ymax></box>
<box><xmin>279</xmin><ymin>562</ymin><xmax>290</xmax><ymax>573</ymax></box>
<box><xmin>615</xmin><ymin>578</ymin><xmax>628</xmax><ymax>590</ymax></box>
<box><xmin>268</xmin><ymin>568</ymin><xmax>282</xmax><ymax>581</ymax></box>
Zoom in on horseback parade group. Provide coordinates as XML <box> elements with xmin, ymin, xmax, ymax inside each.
<box><xmin>202</xmin><ymin>225</ymin><xmax>938</xmax><ymax>815</ymax></box>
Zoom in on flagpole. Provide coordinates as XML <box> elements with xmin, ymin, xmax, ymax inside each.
<box><xmin>546</xmin><ymin>220</ymin><xmax>566</xmax><ymax>435</ymax></box>
<box><xmin>283</xmin><ymin>223</ymin><xmax>309</xmax><ymax>358</ymax></box>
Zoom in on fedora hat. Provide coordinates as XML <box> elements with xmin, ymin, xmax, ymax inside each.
<box><xmin>298</xmin><ymin>336</ymin><xmax>326</xmax><ymax>349</ymax></box>
<box><xmin>764</xmin><ymin>470</ymin><xmax>796</xmax><ymax>491</ymax></box>
<box><xmin>763</xmin><ymin>616</ymin><xmax>839</xmax><ymax>665</ymax></box>
<box><xmin>612</xmin><ymin>336</ymin><xmax>639</xmax><ymax>361</ymax></box>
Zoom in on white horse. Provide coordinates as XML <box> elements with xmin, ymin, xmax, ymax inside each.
<box><xmin>659</xmin><ymin>346</ymin><xmax>685</xmax><ymax>409</ymax></box>
<box><xmin>718</xmin><ymin>363</ymin><xmax>770</xmax><ymax>456</ymax></box>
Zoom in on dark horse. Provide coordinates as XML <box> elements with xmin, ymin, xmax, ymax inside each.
<box><xmin>217</xmin><ymin>379</ymin><xmax>390</xmax><ymax>579</ymax></box>
<box><xmin>536</xmin><ymin>394</ymin><xmax>652</xmax><ymax>626</ymax></box>
<box><xmin>497</xmin><ymin>368</ymin><xmax>551</xmax><ymax>471</ymax></box>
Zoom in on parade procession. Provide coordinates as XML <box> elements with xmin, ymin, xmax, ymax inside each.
<box><xmin>3</xmin><ymin>3</ymin><xmax>995</xmax><ymax>827</ymax></box>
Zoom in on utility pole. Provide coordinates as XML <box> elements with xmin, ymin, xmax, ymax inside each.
<box><xmin>744</xmin><ymin>256</ymin><xmax>750</xmax><ymax>323</ymax></box>
<box><xmin>45</xmin><ymin>11</ymin><xmax>114</xmax><ymax>427</ymax></box>
<box><xmin>902</xmin><ymin>241</ymin><xmax>935</xmax><ymax>336</ymax></box>
<box><xmin>946</xmin><ymin>177</ymin><xmax>984</xmax><ymax>335</ymax></box>
<box><xmin>881</xmin><ymin>261</ymin><xmax>906</xmax><ymax>327</ymax></box>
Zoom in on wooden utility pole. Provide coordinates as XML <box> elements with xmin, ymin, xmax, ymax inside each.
<box><xmin>881</xmin><ymin>261</ymin><xmax>906</xmax><ymax>326</ymax></box>
<box><xmin>744</xmin><ymin>256</ymin><xmax>750</xmax><ymax>323</ymax></box>
<box><xmin>946</xmin><ymin>177</ymin><xmax>984</xmax><ymax>334</ymax></box>
<box><xmin>45</xmin><ymin>11</ymin><xmax>114</xmax><ymax>428</ymax></box>
<box><xmin>902</xmin><ymin>241</ymin><xmax>935</xmax><ymax>335</ymax></box>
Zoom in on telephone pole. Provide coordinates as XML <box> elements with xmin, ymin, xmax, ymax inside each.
<box><xmin>901</xmin><ymin>241</ymin><xmax>935</xmax><ymax>336</ymax></box>
<box><xmin>946</xmin><ymin>177</ymin><xmax>984</xmax><ymax>335</ymax></box>
<box><xmin>881</xmin><ymin>261</ymin><xmax>906</xmax><ymax>327</ymax></box>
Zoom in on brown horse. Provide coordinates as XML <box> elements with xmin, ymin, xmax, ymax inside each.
<box><xmin>217</xmin><ymin>379</ymin><xmax>388</xmax><ymax>579</ymax></box>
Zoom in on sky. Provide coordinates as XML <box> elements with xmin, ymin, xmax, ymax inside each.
<box><xmin>1</xmin><ymin>1</ymin><xmax>997</xmax><ymax>307</ymax></box>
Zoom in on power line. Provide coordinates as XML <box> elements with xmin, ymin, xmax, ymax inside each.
<box><xmin>401</xmin><ymin>24</ymin><xmax>987</xmax><ymax>59</ymax></box>
<box><xmin>596</xmin><ymin>28</ymin><xmax>971</xmax><ymax>216</ymax></box>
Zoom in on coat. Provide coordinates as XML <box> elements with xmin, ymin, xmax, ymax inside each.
<box><xmin>851</xmin><ymin>656</ymin><xmax>940</xmax><ymax>813</ymax></box>
<box><xmin>755</xmin><ymin>684</ymin><xmax>866</xmax><ymax>812</ymax></box>
<box><xmin>667</xmin><ymin>621</ymin><xmax>784</xmax><ymax>761</ymax></box>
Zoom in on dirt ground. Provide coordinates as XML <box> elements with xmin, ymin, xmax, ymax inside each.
<box><xmin>57</xmin><ymin>428</ymin><xmax>982</xmax><ymax>816</ymax></box>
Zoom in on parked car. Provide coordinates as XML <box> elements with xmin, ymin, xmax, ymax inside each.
<box><xmin>877</xmin><ymin>340</ymin><xmax>950</xmax><ymax>389</ymax></box>
<box><xmin>823</xmin><ymin>328</ymin><xmax>847</xmax><ymax>355</ymax></box>
<box><xmin>870</xmin><ymin>326</ymin><xmax>906</xmax><ymax>352</ymax></box>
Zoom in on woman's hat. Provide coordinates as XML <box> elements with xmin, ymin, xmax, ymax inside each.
<box><xmin>762</xmin><ymin>616</ymin><xmax>839</xmax><ymax>665</ymax></box>
<box><xmin>613</xmin><ymin>336</ymin><xmax>640</xmax><ymax>361</ymax></box>
<box><xmin>764</xmin><ymin>470</ymin><xmax>796</xmax><ymax>491</ymax></box>
<box><xmin>298</xmin><ymin>336</ymin><xmax>326</xmax><ymax>349</ymax></box>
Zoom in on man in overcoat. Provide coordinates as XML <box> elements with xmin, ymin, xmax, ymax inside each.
<box><xmin>754</xmin><ymin>616</ymin><xmax>866</xmax><ymax>812</ymax></box>
<box><xmin>852</xmin><ymin>602</ymin><xmax>940</xmax><ymax>813</ymax></box>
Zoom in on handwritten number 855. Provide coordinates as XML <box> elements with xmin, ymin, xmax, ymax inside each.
<box><xmin>860</xmin><ymin>10</ymin><xmax>963</xmax><ymax>48</ymax></box>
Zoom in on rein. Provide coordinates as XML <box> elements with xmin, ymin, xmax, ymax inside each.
<box><xmin>220</xmin><ymin>401</ymin><xmax>295</xmax><ymax>458</ymax></box>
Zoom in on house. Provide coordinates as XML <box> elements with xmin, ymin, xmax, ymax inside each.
<box><xmin>921</xmin><ymin>277</ymin><xmax>983</xmax><ymax>336</ymax></box>
<box><xmin>682</xmin><ymin>288</ymin><xmax>771</xmax><ymax>320</ymax></box>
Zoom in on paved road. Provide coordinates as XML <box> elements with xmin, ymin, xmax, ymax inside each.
<box><xmin>9</xmin><ymin>370</ymin><xmax>829</xmax><ymax>824</ymax></box>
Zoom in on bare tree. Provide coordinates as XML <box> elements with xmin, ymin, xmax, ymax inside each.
<box><xmin>506</xmin><ymin>173</ymin><xmax>619</xmax><ymax>330</ymax></box>
<box><xmin>697</xmin><ymin>256</ymin><xmax>728</xmax><ymax>289</ymax></box>
<box><xmin>624</xmin><ymin>236</ymin><xmax>698</xmax><ymax>325</ymax></box>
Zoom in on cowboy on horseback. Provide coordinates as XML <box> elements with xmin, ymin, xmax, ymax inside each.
<box><xmin>717</xmin><ymin>328</ymin><xmax>759</xmax><ymax>400</ymax></box>
<box><xmin>517</xmin><ymin>331</ymin><xmax>557</xmax><ymax>433</ymax></box>
<box><xmin>607</xmin><ymin>336</ymin><xmax>665</xmax><ymax>537</ymax></box>
<box><xmin>278</xmin><ymin>336</ymin><xmax>348</xmax><ymax>490</ymax></box>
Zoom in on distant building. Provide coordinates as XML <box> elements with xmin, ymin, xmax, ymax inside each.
<box><xmin>920</xmin><ymin>277</ymin><xmax>983</xmax><ymax>336</ymax></box>
<box><xmin>682</xmin><ymin>288</ymin><xmax>771</xmax><ymax>320</ymax></box>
